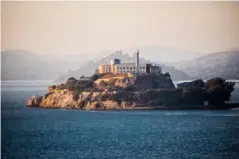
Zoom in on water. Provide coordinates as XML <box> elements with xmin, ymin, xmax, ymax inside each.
<box><xmin>2</xmin><ymin>81</ymin><xmax>239</xmax><ymax>158</ymax></box>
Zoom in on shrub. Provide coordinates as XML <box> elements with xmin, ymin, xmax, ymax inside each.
<box><xmin>205</xmin><ymin>78</ymin><xmax>235</xmax><ymax>105</ymax></box>
<box><xmin>91</xmin><ymin>74</ymin><xmax>100</xmax><ymax>81</ymax></box>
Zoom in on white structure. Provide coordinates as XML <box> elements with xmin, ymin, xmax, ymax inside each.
<box><xmin>98</xmin><ymin>50</ymin><xmax>162</xmax><ymax>74</ymax></box>
<box><xmin>114</xmin><ymin>63</ymin><xmax>151</xmax><ymax>73</ymax></box>
<box><xmin>98</xmin><ymin>64</ymin><xmax>111</xmax><ymax>73</ymax></box>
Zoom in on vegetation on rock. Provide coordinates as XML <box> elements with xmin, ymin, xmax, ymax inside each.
<box><xmin>178</xmin><ymin>78</ymin><xmax>235</xmax><ymax>105</ymax></box>
<box><xmin>205</xmin><ymin>78</ymin><xmax>235</xmax><ymax>105</ymax></box>
<box><xmin>26</xmin><ymin>72</ymin><xmax>236</xmax><ymax>110</ymax></box>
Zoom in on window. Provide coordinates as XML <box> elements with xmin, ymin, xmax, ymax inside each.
<box><xmin>127</xmin><ymin>67</ymin><xmax>129</xmax><ymax>69</ymax></box>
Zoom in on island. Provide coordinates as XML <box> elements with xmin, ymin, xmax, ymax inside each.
<box><xmin>26</xmin><ymin>51</ymin><xmax>238</xmax><ymax>110</ymax></box>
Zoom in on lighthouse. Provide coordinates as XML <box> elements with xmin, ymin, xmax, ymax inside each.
<box><xmin>136</xmin><ymin>50</ymin><xmax>140</xmax><ymax>74</ymax></box>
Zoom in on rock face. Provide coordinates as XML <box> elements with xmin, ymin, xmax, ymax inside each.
<box><xmin>26</xmin><ymin>73</ymin><xmax>235</xmax><ymax>109</ymax></box>
<box><xmin>26</xmin><ymin>96</ymin><xmax>42</xmax><ymax>107</ymax></box>
<box><xmin>39</xmin><ymin>90</ymin><xmax>78</xmax><ymax>108</ymax></box>
<box><xmin>27</xmin><ymin>72</ymin><xmax>176</xmax><ymax>109</ymax></box>
<box><xmin>27</xmin><ymin>90</ymin><xmax>136</xmax><ymax>110</ymax></box>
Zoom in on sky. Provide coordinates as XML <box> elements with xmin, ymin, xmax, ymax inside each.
<box><xmin>1</xmin><ymin>1</ymin><xmax>239</xmax><ymax>56</ymax></box>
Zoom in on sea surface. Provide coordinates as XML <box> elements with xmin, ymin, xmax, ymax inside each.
<box><xmin>1</xmin><ymin>81</ymin><xmax>239</xmax><ymax>159</ymax></box>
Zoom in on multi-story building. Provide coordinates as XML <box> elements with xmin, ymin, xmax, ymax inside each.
<box><xmin>98</xmin><ymin>64</ymin><xmax>111</xmax><ymax>73</ymax></box>
<box><xmin>98</xmin><ymin>50</ymin><xmax>161</xmax><ymax>74</ymax></box>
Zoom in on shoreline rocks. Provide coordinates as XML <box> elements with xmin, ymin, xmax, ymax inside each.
<box><xmin>26</xmin><ymin>73</ymin><xmax>236</xmax><ymax>110</ymax></box>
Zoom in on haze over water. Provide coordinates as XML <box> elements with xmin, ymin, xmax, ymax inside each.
<box><xmin>2</xmin><ymin>81</ymin><xmax>239</xmax><ymax>158</ymax></box>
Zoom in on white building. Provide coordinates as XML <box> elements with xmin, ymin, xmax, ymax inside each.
<box><xmin>98</xmin><ymin>50</ymin><xmax>161</xmax><ymax>74</ymax></box>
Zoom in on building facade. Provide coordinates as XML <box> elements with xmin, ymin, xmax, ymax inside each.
<box><xmin>98</xmin><ymin>64</ymin><xmax>111</xmax><ymax>73</ymax></box>
<box><xmin>98</xmin><ymin>51</ymin><xmax>162</xmax><ymax>74</ymax></box>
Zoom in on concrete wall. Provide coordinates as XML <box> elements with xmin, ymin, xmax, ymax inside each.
<box><xmin>99</xmin><ymin>63</ymin><xmax>161</xmax><ymax>74</ymax></box>
<box><xmin>115</xmin><ymin>63</ymin><xmax>147</xmax><ymax>73</ymax></box>
<box><xmin>98</xmin><ymin>64</ymin><xmax>111</xmax><ymax>73</ymax></box>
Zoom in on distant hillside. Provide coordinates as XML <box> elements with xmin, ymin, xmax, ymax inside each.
<box><xmin>79</xmin><ymin>46</ymin><xmax>203</xmax><ymax>63</ymax></box>
<box><xmin>168</xmin><ymin>50</ymin><xmax>239</xmax><ymax>80</ymax></box>
<box><xmin>48</xmin><ymin>46</ymin><xmax>202</xmax><ymax>63</ymax></box>
<box><xmin>56</xmin><ymin>51</ymin><xmax>193</xmax><ymax>82</ymax></box>
<box><xmin>1</xmin><ymin>50</ymin><xmax>80</xmax><ymax>80</ymax></box>
<box><xmin>121</xmin><ymin>46</ymin><xmax>203</xmax><ymax>62</ymax></box>
<box><xmin>1</xmin><ymin>49</ymin><xmax>194</xmax><ymax>81</ymax></box>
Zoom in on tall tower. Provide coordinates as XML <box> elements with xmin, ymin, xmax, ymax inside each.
<box><xmin>136</xmin><ymin>50</ymin><xmax>140</xmax><ymax>74</ymax></box>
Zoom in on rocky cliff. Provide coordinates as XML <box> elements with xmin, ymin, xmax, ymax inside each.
<box><xmin>26</xmin><ymin>90</ymin><xmax>137</xmax><ymax>110</ymax></box>
<box><xmin>26</xmin><ymin>73</ymin><xmax>236</xmax><ymax>110</ymax></box>
<box><xmin>27</xmin><ymin>72</ymin><xmax>176</xmax><ymax>109</ymax></box>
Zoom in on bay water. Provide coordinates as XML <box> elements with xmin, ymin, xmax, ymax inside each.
<box><xmin>2</xmin><ymin>81</ymin><xmax>239</xmax><ymax>158</ymax></box>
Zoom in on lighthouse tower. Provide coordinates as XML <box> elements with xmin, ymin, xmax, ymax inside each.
<box><xmin>136</xmin><ymin>50</ymin><xmax>140</xmax><ymax>74</ymax></box>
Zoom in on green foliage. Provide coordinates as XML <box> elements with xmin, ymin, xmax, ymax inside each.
<box><xmin>67</xmin><ymin>77</ymin><xmax>77</xmax><ymax>81</ymax></box>
<box><xmin>177</xmin><ymin>79</ymin><xmax>205</xmax><ymax>90</ymax></box>
<box><xmin>62</xmin><ymin>77</ymin><xmax>78</xmax><ymax>90</ymax></box>
<box><xmin>51</xmin><ymin>85</ymin><xmax>57</xmax><ymax>89</ymax></box>
<box><xmin>205</xmin><ymin>77</ymin><xmax>235</xmax><ymax>105</ymax></box>
<box><xmin>91</xmin><ymin>73</ymin><xmax>100</xmax><ymax>81</ymax></box>
<box><xmin>75</xmin><ymin>81</ymin><xmax>93</xmax><ymax>90</ymax></box>
<box><xmin>62</xmin><ymin>76</ymin><xmax>94</xmax><ymax>91</ymax></box>
<box><xmin>164</xmin><ymin>72</ymin><xmax>171</xmax><ymax>78</ymax></box>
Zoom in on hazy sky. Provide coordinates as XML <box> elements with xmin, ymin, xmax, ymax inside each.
<box><xmin>1</xmin><ymin>1</ymin><xmax>239</xmax><ymax>55</ymax></box>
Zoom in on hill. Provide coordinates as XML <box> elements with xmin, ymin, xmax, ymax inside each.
<box><xmin>55</xmin><ymin>51</ymin><xmax>193</xmax><ymax>82</ymax></box>
<box><xmin>1</xmin><ymin>50</ymin><xmax>80</xmax><ymax>80</ymax></box>
<box><xmin>1</xmin><ymin>49</ymin><xmax>194</xmax><ymax>81</ymax></box>
<box><xmin>77</xmin><ymin>46</ymin><xmax>202</xmax><ymax>63</ymax></box>
<box><xmin>168</xmin><ymin>50</ymin><xmax>239</xmax><ymax>80</ymax></box>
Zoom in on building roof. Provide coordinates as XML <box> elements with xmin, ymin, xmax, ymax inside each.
<box><xmin>79</xmin><ymin>77</ymin><xmax>92</xmax><ymax>81</ymax></box>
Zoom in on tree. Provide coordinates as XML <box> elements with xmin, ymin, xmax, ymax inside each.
<box><xmin>67</xmin><ymin>77</ymin><xmax>77</xmax><ymax>81</ymax></box>
<box><xmin>164</xmin><ymin>72</ymin><xmax>171</xmax><ymax>78</ymax></box>
<box><xmin>91</xmin><ymin>73</ymin><xmax>100</xmax><ymax>81</ymax></box>
<box><xmin>206</xmin><ymin>78</ymin><xmax>235</xmax><ymax>105</ymax></box>
<box><xmin>63</xmin><ymin>77</ymin><xmax>78</xmax><ymax>91</ymax></box>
